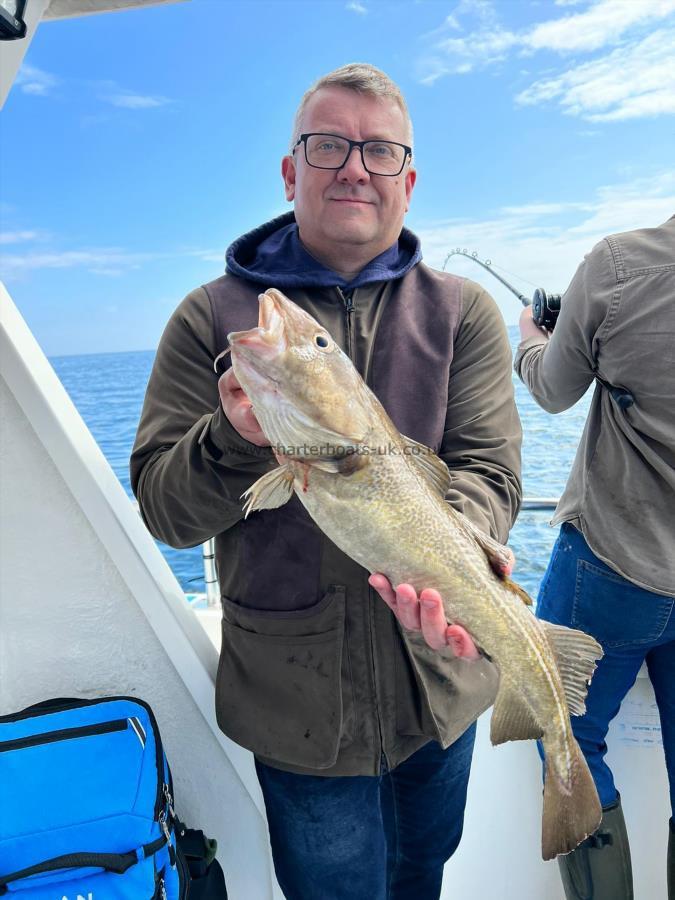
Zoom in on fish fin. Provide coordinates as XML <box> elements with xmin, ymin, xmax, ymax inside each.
<box><xmin>213</xmin><ymin>347</ymin><xmax>231</xmax><ymax>374</ymax></box>
<box><xmin>241</xmin><ymin>464</ymin><xmax>295</xmax><ymax>518</ymax></box>
<box><xmin>502</xmin><ymin>576</ymin><xmax>534</xmax><ymax>606</ymax></box>
<box><xmin>541</xmin><ymin>622</ymin><xmax>603</xmax><ymax>716</ymax></box>
<box><xmin>401</xmin><ymin>435</ymin><xmax>452</xmax><ymax>497</ymax></box>
<box><xmin>541</xmin><ymin>737</ymin><xmax>602</xmax><ymax>860</ymax></box>
<box><xmin>444</xmin><ymin>503</ymin><xmax>520</xmax><ymax>587</ymax></box>
<box><xmin>490</xmin><ymin>683</ymin><xmax>544</xmax><ymax>745</ymax></box>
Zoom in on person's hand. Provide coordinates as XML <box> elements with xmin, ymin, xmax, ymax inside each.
<box><xmin>519</xmin><ymin>305</ymin><xmax>550</xmax><ymax>342</ymax></box>
<box><xmin>218</xmin><ymin>367</ymin><xmax>270</xmax><ymax>447</ymax></box>
<box><xmin>368</xmin><ymin>575</ymin><xmax>481</xmax><ymax>660</ymax></box>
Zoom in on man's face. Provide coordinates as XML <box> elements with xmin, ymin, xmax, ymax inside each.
<box><xmin>282</xmin><ymin>86</ymin><xmax>416</xmax><ymax>264</ymax></box>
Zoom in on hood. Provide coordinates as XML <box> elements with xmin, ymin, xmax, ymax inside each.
<box><xmin>225</xmin><ymin>211</ymin><xmax>422</xmax><ymax>292</ymax></box>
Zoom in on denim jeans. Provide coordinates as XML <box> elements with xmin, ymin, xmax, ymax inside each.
<box><xmin>255</xmin><ymin>726</ymin><xmax>476</xmax><ymax>900</ymax></box>
<box><xmin>536</xmin><ymin>522</ymin><xmax>675</xmax><ymax>815</ymax></box>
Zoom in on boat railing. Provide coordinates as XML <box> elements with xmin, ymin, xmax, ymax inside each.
<box><xmin>520</xmin><ymin>498</ymin><xmax>558</xmax><ymax>510</ymax></box>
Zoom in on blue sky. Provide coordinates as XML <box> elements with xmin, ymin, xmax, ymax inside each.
<box><xmin>2</xmin><ymin>0</ymin><xmax>674</xmax><ymax>355</ymax></box>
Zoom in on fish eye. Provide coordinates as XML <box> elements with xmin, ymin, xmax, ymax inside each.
<box><xmin>315</xmin><ymin>334</ymin><xmax>330</xmax><ymax>349</ymax></box>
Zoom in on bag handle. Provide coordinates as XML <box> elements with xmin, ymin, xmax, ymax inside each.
<box><xmin>0</xmin><ymin>835</ymin><xmax>166</xmax><ymax>891</ymax></box>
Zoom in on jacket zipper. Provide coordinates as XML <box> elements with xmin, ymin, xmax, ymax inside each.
<box><xmin>368</xmin><ymin>591</ymin><xmax>387</xmax><ymax>771</ymax></box>
<box><xmin>337</xmin><ymin>287</ymin><xmax>355</xmax><ymax>359</ymax></box>
<box><xmin>0</xmin><ymin>718</ymin><xmax>127</xmax><ymax>753</ymax></box>
<box><xmin>336</xmin><ymin>286</ymin><xmax>388</xmax><ymax>771</ymax></box>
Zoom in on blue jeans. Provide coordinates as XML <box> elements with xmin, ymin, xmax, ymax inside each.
<box><xmin>255</xmin><ymin>726</ymin><xmax>476</xmax><ymax>900</ymax></box>
<box><xmin>536</xmin><ymin>522</ymin><xmax>675</xmax><ymax>815</ymax></box>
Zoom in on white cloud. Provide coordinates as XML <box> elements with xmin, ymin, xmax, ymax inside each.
<box><xmin>103</xmin><ymin>92</ymin><xmax>171</xmax><ymax>109</ymax></box>
<box><xmin>12</xmin><ymin>66</ymin><xmax>173</xmax><ymax>113</ymax></box>
<box><xmin>0</xmin><ymin>230</ymin><xmax>41</xmax><ymax>244</ymax></box>
<box><xmin>346</xmin><ymin>0</ymin><xmax>367</xmax><ymax>13</ymax></box>
<box><xmin>15</xmin><ymin>64</ymin><xmax>58</xmax><ymax>96</ymax></box>
<box><xmin>517</xmin><ymin>29</ymin><xmax>675</xmax><ymax>120</ymax></box>
<box><xmin>0</xmin><ymin>240</ymin><xmax>227</xmax><ymax>280</ymax></box>
<box><xmin>412</xmin><ymin>170</ymin><xmax>675</xmax><ymax>323</ymax></box>
<box><xmin>416</xmin><ymin>0</ymin><xmax>675</xmax><ymax>120</ymax></box>
<box><xmin>0</xmin><ymin>248</ymin><xmax>163</xmax><ymax>278</ymax></box>
<box><xmin>417</xmin><ymin>2</ymin><xmax>517</xmax><ymax>82</ymax></box>
<box><xmin>419</xmin><ymin>28</ymin><xmax>518</xmax><ymax>82</ymax></box>
<box><xmin>498</xmin><ymin>202</ymin><xmax>593</xmax><ymax>217</ymax></box>
<box><xmin>190</xmin><ymin>250</ymin><xmax>226</xmax><ymax>263</ymax></box>
<box><xmin>524</xmin><ymin>0</ymin><xmax>675</xmax><ymax>53</ymax></box>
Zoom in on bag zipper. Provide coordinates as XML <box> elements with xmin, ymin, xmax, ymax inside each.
<box><xmin>0</xmin><ymin>695</ymin><xmax>167</xmax><ymax>819</ymax></box>
<box><xmin>0</xmin><ymin>718</ymin><xmax>127</xmax><ymax>753</ymax></box>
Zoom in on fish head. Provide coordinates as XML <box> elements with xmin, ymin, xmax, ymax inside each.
<box><xmin>228</xmin><ymin>288</ymin><xmax>373</xmax><ymax>456</ymax></box>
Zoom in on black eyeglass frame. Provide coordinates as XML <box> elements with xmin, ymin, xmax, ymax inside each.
<box><xmin>294</xmin><ymin>132</ymin><xmax>412</xmax><ymax>177</ymax></box>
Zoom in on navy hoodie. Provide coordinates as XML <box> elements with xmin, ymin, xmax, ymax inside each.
<box><xmin>225</xmin><ymin>211</ymin><xmax>422</xmax><ymax>291</ymax></box>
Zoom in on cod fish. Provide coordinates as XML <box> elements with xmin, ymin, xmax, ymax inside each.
<box><xmin>226</xmin><ymin>287</ymin><xmax>603</xmax><ymax>860</ymax></box>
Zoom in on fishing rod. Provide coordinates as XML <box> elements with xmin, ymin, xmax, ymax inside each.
<box><xmin>443</xmin><ymin>248</ymin><xmax>634</xmax><ymax>410</ymax></box>
<box><xmin>442</xmin><ymin>248</ymin><xmax>561</xmax><ymax>330</ymax></box>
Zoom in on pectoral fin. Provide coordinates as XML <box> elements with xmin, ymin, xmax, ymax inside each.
<box><xmin>541</xmin><ymin>622</ymin><xmax>603</xmax><ymax>716</ymax></box>
<box><xmin>241</xmin><ymin>464</ymin><xmax>295</xmax><ymax>518</ymax></box>
<box><xmin>490</xmin><ymin>683</ymin><xmax>544</xmax><ymax>745</ymax></box>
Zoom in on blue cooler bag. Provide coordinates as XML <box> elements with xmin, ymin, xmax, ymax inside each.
<box><xmin>0</xmin><ymin>697</ymin><xmax>181</xmax><ymax>898</ymax></box>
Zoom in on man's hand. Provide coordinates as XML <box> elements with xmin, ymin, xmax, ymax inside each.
<box><xmin>218</xmin><ymin>368</ymin><xmax>270</xmax><ymax>447</ymax></box>
<box><xmin>519</xmin><ymin>305</ymin><xmax>550</xmax><ymax>343</ymax></box>
<box><xmin>368</xmin><ymin>575</ymin><xmax>481</xmax><ymax>660</ymax></box>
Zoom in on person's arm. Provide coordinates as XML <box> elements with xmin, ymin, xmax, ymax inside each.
<box><xmin>440</xmin><ymin>280</ymin><xmax>523</xmax><ymax>543</ymax></box>
<box><xmin>514</xmin><ymin>239</ymin><xmax>616</xmax><ymax>413</ymax></box>
<box><xmin>130</xmin><ymin>287</ymin><xmax>274</xmax><ymax>549</ymax></box>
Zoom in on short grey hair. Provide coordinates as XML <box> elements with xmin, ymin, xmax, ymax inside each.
<box><xmin>289</xmin><ymin>63</ymin><xmax>413</xmax><ymax>152</ymax></box>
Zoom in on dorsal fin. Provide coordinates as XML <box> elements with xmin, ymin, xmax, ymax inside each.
<box><xmin>541</xmin><ymin>621</ymin><xmax>603</xmax><ymax>716</ymax></box>
<box><xmin>401</xmin><ymin>435</ymin><xmax>452</xmax><ymax>497</ymax></box>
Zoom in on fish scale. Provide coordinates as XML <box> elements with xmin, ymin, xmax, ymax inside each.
<box><xmin>229</xmin><ymin>287</ymin><xmax>604</xmax><ymax>860</ymax></box>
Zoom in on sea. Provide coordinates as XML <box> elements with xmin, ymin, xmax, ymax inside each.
<box><xmin>50</xmin><ymin>328</ymin><xmax>592</xmax><ymax>600</ymax></box>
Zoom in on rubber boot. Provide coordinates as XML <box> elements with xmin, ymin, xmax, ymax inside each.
<box><xmin>557</xmin><ymin>796</ymin><xmax>633</xmax><ymax>900</ymax></box>
<box><xmin>668</xmin><ymin>818</ymin><xmax>674</xmax><ymax>900</ymax></box>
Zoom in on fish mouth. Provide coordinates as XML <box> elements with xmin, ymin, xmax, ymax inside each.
<box><xmin>228</xmin><ymin>290</ymin><xmax>287</xmax><ymax>361</ymax></box>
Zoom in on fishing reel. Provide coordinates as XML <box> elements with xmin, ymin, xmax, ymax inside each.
<box><xmin>531</xmin><ymin>288</ymin><xmax>562</xmax><ymax>332</ymax></box>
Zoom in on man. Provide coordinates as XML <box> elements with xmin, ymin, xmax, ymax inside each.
<box><xmin>132</xmin><ymin>64</ymin><xmax>521</xmax><ymax>899</ymax></box>
<box><xmin>516</xmin><ymin>215</ymin><xmax>675</xmax><ymax>900</ymax></box>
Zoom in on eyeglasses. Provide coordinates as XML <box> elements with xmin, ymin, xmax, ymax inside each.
<box><xmin>294</xmin><ymin>133</ymin><xmax>412</xmax><ymax>177</ymax></box>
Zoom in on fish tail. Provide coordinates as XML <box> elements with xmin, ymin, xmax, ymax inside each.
<box><xmin>541</xmin><ymin>735</ymin><xmax>602</xmax><ymax>860</ymax></box>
